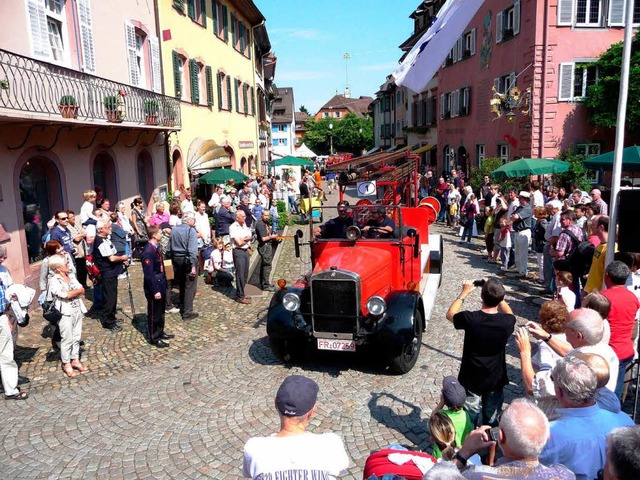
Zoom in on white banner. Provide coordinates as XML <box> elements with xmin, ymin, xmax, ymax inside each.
<box><xmin>392</xmin><ymin>0</ymin><xmax>484</xmax><ymax>93</ymax></box>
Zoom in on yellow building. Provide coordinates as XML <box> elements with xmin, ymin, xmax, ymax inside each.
<box><xmin>157</xmin><ymin>0</ymin><xmax>268</xmax><ymax>194</ymax></box>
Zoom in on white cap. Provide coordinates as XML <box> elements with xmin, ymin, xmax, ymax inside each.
<box><xmin>518</xmin><ymin>191</ymin><xmax>531</xmax><ymax>199</ymax></box>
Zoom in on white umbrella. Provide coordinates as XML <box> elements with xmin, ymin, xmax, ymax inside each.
<box><xmin>294</xmin><ymin>143</ymin><xmax>317</xmax><ymax>159</ymax></box>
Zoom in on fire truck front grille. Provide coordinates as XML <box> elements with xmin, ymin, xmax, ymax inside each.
<box><xmin>310</xmin><ymin>278</ymin><xmax>359</xmax><ymax>334</ymax></box>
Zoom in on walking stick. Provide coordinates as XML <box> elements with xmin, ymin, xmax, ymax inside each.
<box><xmin>125</xmin><ymin>265</ymin><xmax>136</xmax><ymax>318</ymax></box>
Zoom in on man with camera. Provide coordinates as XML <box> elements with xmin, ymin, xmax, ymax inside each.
<box><xmin>167</xmin><ymin>211</ymin><xmax>199</xmax><ymax>321</ymax></box>
<box><xmin>451</xmin><ymin>399</ymin><xmax>574</xmax><ymax>478</ymax></box>
<box><xmin>446</xmin><ymin>277</ymin><xmax>516</xmax><ymax>427</ymax></box>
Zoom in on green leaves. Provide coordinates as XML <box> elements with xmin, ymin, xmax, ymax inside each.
<box><xmin>302</xmin><ymin>113</ymin><xmax>373</xmax><ymax>155</ymax></box>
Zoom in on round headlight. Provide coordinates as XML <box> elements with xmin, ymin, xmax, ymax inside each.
<box><xmin>282</xmin><ymin>292</ymin><xmax>301</xmax><ymax>312</ymax></box>
<box><xmin>366</xmin><ymin>296</ymin><xmax>387</xmax><ymax>316</ymax></box>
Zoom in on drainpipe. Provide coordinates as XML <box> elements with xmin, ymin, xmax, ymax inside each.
<box><xmin>538</xmin><ymin>0</ymin><xmax>549</xmax><ymax>159</ymax></box>
<box><xmin>253</xmin><ymin>20</ymin><xmax>267</xmax><ymax>173</ymax></box>
<box><xmin>153</xmin><ymin>0</ymin><xmax>173</xmax><ymax>192</ymax></box>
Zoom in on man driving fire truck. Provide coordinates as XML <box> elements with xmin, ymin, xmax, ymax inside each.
<box><xmin>362</xmin><ymin>207</ymin><xmax>395</xmax><ymax>238</ymax></box>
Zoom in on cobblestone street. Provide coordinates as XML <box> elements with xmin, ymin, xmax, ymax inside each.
<box><xmin>2</xmin><ymin>223</ymin><xmax>555</xmax><ymax>479</ymax></box>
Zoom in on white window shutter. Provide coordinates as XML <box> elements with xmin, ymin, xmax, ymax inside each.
<box><xmin>27</xmin><ymin>0</ymin><xmax>50</xmax><ymax>58</ymax></box>
<box><xmin>513</xmin><ymin>0</ymin><xmax>521</xmax><ymax>35</ymax></box>
<box><xmin>470</xmin><ymin>28</ymin><xmax>477</xmax><ymax>55</ymax></box>
<box><xmin>440</xmin><ymin>94</ymin><xmax>445</xmax><ymax>118</ymax></box>
<box><xmin>558</xmin><ymin>63</ymin><xmax>574</xmax><ymax>101</ymax></box>
<box><xmin>457</xmin><ymin>37</ymin><xmax>463</xmax><ymax>61</ymax></box>
<box><xmin>76</xmin><ymin>0</ymin><xmax>96</xmax><ymax>73</ymax></box>
<box><xmin>557</xmin><ymin>0</ymin><xmax>574</xmax><ymax>26</ymax></box>
<box><xmin>496</xmin><ymin>11</ymin><xmax>503</xmax><ymax>43</ymax></box>
<box><xmin>125</xmin><ymin>22</ymin><xmax>139</xmax><ymax>86</ymax></box>
<box><xmin>608</xmin><ymin>0</ymin><xmax>625</xmax><ymax>26</ymax></box>
<box><xmin>494</xmin><ymin>77</ymin><xmax>501</xmax><ymax>93</ymax></box>
<box><xmin>509</xmin><ymin>72</ymin><xmax>516</xmax><ymax>90</ymax></box>
<box><xmin>149</xmin><ymin>36</ymin><xmax>162</xmax><ymax>93</ymax></box>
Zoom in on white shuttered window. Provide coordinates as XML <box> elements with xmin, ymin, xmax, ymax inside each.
<box><xmin>76</xmin><ymin>0</ymin><xmax>95</xmax><ymax>73</ymax></box>
<box><xmin>149</xmin><ymin>36</ymin><xmax>162</xmax><ymax>93</ymax></box>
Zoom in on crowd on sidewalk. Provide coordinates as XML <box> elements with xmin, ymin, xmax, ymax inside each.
<box><xmin>0</xmin><ymin>169</ymin><xmax>328</xmax><ymax>396</ymax></box>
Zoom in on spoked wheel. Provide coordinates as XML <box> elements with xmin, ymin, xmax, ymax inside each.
<box><xmin>388</xmin><ymin>309</ymin><xmax>423</xmax><ymax>374</ymax></box>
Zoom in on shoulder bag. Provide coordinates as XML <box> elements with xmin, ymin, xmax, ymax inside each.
<box><xmin>42</xmin><ymin>282</ymin><xmax>62</xmax><ymax>324</ymax></box>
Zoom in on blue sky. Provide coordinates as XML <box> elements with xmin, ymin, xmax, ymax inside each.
<box><xmin>255</xmin><ymin>0</ymin><xmax>415</xmax><ymax>114</ymax></box>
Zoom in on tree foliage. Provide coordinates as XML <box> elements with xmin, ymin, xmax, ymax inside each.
<box><xmin>554</xmin><ymin>148</ymin><xmax>593</xmax><ymax>191</ymax></box>
<box><xmin>298</xmin><ymin>105</ymin><xmax>309</xmax><ymax>115</ymax></box>
<box><xmin>302</xmin><ymin>113</ymin><xmax>374</xmax><ymax>155</ymax></box>
<box><xmin>584</xmin><ymin>31</ymin><xmax>640</xmax><ymax>132</ymax></box>
<box><xmin>469</xmin><ymin>157</ymin><xmax>503</xmax><ymax>192</ymax></box>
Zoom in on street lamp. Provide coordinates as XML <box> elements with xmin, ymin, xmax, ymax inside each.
<box><xmin>329</xmin><ymin>121</ymin><xmax>334</xmax><ymax>155</ymax></box>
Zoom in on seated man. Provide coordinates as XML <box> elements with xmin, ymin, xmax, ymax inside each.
<box><xmin>363</xmin><ymin>207</ymin><xmax>395</xmax><ymax>238</ymax></box>
<box><xmin>314</xmin><ymin>201</ymin><xmax>353</xmax><ymax>239</ymax></box>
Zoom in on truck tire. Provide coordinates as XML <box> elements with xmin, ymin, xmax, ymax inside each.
<box><xmin>388</xmin><ymin>309</ymin><xmax>423</xmax><ymax>374</ymax></box>
<box><xmin>269</xmin><ymin>336</ymin><xmax>305</xmax><ymax>363</ymax></box>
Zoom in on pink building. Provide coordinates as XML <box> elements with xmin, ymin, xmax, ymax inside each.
<box><xmin>0</xmin><ymin>0</ymin><xmax>180</xmax><ymax>286</ymax></box>
<box><xmin>436</xmin><ymin>0</ymin><xmax>630</xmax><ymax>178</ymax></box>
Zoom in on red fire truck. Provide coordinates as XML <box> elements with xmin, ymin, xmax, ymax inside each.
<box><xmin>267</xmin><ymin>149</ymin><xmax>443</xmax><ymax>373</ymax></box>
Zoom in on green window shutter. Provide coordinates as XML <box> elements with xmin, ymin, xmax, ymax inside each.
<box><xmin>200</xmin><ymin>0</ymin><xmax>207</xmax><ymax>27</ymax></box>
<box><xmin>243</xmin><ymin>83</ymin><xmax>248</xmax><ymax>114</ymax></box>
<box><xmin>247</xmin><ymin>27</ymin><xmax>252</xmax><ymax>59</ymax></box>
<box><xmin>187</xmin><ymin>0</ymin><xmax>195</xmax><ymax>20</ymax></box>
<box><xmin>217</xmin><ymin>72</ymin><xmax>223</xmax><ymax>110</ymax></box>
<box><xmin>173</xmin><ymin>0</ymin><xmax>184</xmax><ymax>12</ymax></box>
<box><xmin>239</xmin><ymin>22</ymin><xmax>245</xmax><ymax>53</ymax></box>
<box><xmin>231</xmin><ymin>14</ymin><xmax>236</xmax><ymax>48</ymax></box>
<box><xmin>222</xmin><ymin>5</ymin><xmax>228</xmax><ymax>42</ymax></box>
<box><xmin>227</xmin><ymin>75</ymin><xmax>232</xmax><ymax>111</ymax></box>
<box><xmin>172</xmin><ymin>50</ymin><xmax>181</xmax><ymax>99</ymax></box>
<box><xmin>189</xmin><ymin>59</ymin><xmax>199</xmax><ymax>104</ymax></box>
<box><xmin>212</xmin><ymin>0</ymin><xmax>218</xmax><ymax>35</ymax></box>
<box><xmin>234</xmin><ymin>80</ymin><xmax>240</xmax><ymax>112</ymax></box>
<box><xmin>205</xmin><ymin>66</ymin><xmax>214</xmax><ymax>106</ymax></box>
<box><xmin>251</xmin><ymin>86</ymin><xmax>255</xmax><ymax>115</ymax></box>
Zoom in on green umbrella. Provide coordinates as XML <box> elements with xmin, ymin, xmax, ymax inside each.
<box><xmin>273</xmin><ymin>156</ymin><xmax>314</xmax><ymax>167</ymax></box>
<box><xmin>583</xmin><ymin>146</ymin><xmax>640</xmax><ymax>172</ymax></box>
<box><xmin>199</xmin><ymin>168</ymin><xmax>248</xmax><ymax>184</ymax></box>
<box><xmin>491</xmin><ymin>158</ymin><xmax>569</xmax><ymax>180</ymax></box>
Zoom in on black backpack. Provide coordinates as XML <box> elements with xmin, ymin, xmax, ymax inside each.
<box><xmin>562</xmin><ymin>229</ymin><xmax>595</xmax><ymax>277</ymax></box>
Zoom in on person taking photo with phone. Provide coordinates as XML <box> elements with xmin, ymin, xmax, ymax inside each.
<box><xmin>446</xmin><ymin>277</ymin><xmax>516</xmax><ymax>427</ymax></box>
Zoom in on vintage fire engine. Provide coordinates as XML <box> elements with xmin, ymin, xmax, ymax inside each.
<box><xmin>267</xmin><ymin>149</ymin><xmax>443</xmax><ymax>374</ymax></box>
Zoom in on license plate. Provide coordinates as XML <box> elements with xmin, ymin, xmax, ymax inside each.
<box><xmin>317</xmin><ymin>339</ymin><xmax>356</xmax><ymax>352</ymax></box>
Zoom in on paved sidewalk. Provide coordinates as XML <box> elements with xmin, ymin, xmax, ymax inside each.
<box><xmin>1</xmin><ymin>223</ymin><xmax>618</xmax><ymax>478</ymax></box>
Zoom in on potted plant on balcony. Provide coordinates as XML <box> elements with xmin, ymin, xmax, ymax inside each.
<box><xmin>144</xmin><ymin>99</ymin><xmax>159</xmax><ymax>125</ymax></box>
<box><xmin>104</xmin><ymin>95</ymin><xmax>123</xmax><ymax>123</ymax></box>
<box><xmin>259</xmin><ymin>120</ymin><xmax>269</xmax><ymax>131</ymax></box>
<box><xmin>59</xmin><ymin>95</ymin><xmax>78</xmax><ymax>119</ymax></box>
<box><xmin>162</xmin><ymin>103</ymin><xmax>177</xmax><ymax>127</ymax></box>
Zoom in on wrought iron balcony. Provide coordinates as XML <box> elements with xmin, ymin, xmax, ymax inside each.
<box><xmin>0</xmin><ymin>48</ymin><xmax>181</xmax><ymax>128</ymax></box>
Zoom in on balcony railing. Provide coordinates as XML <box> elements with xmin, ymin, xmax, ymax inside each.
<box><xmin>0</xmin><ymin>48</ymin><xmax>181</xmax><ymax>128</ymax></box>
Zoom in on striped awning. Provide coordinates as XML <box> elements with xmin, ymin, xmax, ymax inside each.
<box><xmin>411</xmin><ymin>144</ymin><xmax>433</xmax><ymax>154</ymax></box>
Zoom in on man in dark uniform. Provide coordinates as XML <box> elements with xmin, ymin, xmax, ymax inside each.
<box><xmin>141</xmin><ymin>226</ymin><xmax>174</xmax><ymax>348</ymax></box>
<box><xmin>167</xmin><ymin>211</ymin><xmax>199</xmax><ymax>320</ymax></box>
<box><xmin>93</xmin><ymin>220</ymin><xmax>128</xmax><ymax>332</ymax></box>
<box><xmin>315</xmin><ymin>201</ymin><xmax>354</xmax><ymax>239</ymax></box>
<box><xmin>215</xmin><ymin>197</ymin><xmax>235</xmax><ymax>241</ymax></box>
<box><xmin>363</xmin><ymin>207</ymin><xmax>395</xmax><ymax>238</ymax></box>
<box><xmin>255</xmin><ymin>209</ymin><xmax>278</xmax><ymax>292</ymax></box>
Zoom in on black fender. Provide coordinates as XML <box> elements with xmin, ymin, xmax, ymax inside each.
<box><xmin>266</xmin><ymin>287</ymin><xmax>311</xmax><ymax>340</ymax></box>
<box><xmin>376</xmin><ymin>291</ymin><xmax>425</xmax><ymax>348</ymax></box>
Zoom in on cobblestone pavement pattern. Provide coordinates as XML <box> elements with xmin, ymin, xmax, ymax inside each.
<box><xmin>2</xmin><ymin>221</ymin><xmax>572</xmax><ymax>479</ymax></box>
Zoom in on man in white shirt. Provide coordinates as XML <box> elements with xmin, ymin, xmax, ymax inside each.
<box><xmin>207</xmin><ymin>185</ymin><xmax>224</xmax><ymax>212</ymax></box>
<box><xmin>194</xmin><ymin>200</ymin><xmax>211</xmax><ymax>248</ymax></box>
<box><xmin>243</xmin><ymin>375</ymin><xmax>349</xmax><ymax>479</ymax></box>
<box><xmin>180</xmin><ymin>188</ymin><xmax>195</xmax><ymax>214</ymax></box>
<box><xmin>543</xmin><ymin>200</ymin><xmax>562</xmax><ymax>293</ymax></box>
<box><xmin>229</xmin><ymin>210</ymin><xmax>253</xmax><ymax>304</ymax></box>
<box><xmin>531</xmin><ymin>180</ymin><xmax>545</xmax><ymax>208</ymax></box>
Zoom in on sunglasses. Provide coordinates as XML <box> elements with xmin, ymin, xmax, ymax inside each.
<box><xmin>58</xmin><ymin>216</ymin><xmax>68</xmax><ymax>220</ymax></box>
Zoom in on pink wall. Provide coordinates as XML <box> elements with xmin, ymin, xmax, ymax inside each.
<box><xmin>436</xmin><ymin>0</ymin><xmax>624</xmax><ymax>173</ymax></box>
<box><xmin>0</xmin><ymin>0</ymin><xmax>157</xmax><ymax>87</ymax></box>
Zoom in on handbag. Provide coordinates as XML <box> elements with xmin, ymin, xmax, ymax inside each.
<box><xmin>459</xmin><ymin>214</ymin><xmax>468</xmax><ymax>227</ymax></box>
<box><xmin>42</xmin><ymin>283</ymin><xmax>62</xmax><ymax>323</ymax></box>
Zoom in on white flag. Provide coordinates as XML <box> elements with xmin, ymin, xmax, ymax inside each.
<box><xmin>393</xmin><ymin>0</ymin><xmax>484</xmax><ymax>92</ymax></box>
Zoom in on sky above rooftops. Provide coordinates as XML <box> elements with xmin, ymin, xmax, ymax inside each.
<box><xmin>256</xmin><ymin>0</ymin><xmax>412</xmax><ymax>115</ymax></box>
